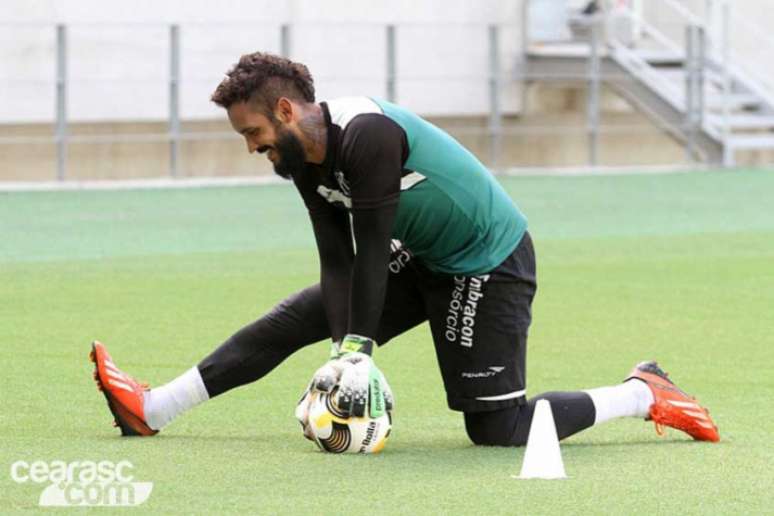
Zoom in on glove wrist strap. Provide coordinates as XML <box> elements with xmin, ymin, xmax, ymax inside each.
<box><xmin>339</xmin><ymin>334</ymin><xmax>375</xmax><ymax>356</ymax></box>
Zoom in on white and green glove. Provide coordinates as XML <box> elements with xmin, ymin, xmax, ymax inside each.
<box><xmin>298</xmin><ymin>334</ymin><xmax>394</xmax><ymax>421</ymax></box>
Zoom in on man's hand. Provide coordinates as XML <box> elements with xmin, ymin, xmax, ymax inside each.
<box><xmin>308</xmin><ymin>335</ymin><xmax>394</xmax><ymax>418</ymax></box>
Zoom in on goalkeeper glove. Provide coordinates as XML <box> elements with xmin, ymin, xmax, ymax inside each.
<box><xmin>309</xmin><ymin>334</ymin><xmax>394</xmax><ymax>418</ymax></box>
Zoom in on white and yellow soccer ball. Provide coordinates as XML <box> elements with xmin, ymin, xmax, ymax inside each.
<box><xmin>303</xmin><ymin>390</ymin><xmax>391</xmax><ymax>454</ymax></box>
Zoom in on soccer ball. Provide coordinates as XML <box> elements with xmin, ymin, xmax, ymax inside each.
<box><xmin>305</xmin><ymin>390</ymin><xmax>391</xmax><ymax>454</ymax></box>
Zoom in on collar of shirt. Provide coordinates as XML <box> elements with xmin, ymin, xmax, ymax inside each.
<box><xmin>318</xmin><ymin>102</ymin><xmax>340</xmax><ymax>177</ymax></box>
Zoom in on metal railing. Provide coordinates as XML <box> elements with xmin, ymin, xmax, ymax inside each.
<box><xmin>5</xmin><ymin>5</ymin><xmax>774</xmax><ymax>181</ymax></box>
<box><xmin>639</xmin><ymin>0</ymin><xmax>774</xmax><ymax>165</ymax></box>
<box><xmin>524</xmin><ymin>0</ymin><xmax>774</xmax><ymax>167</ymax></box>
<box><xmin>520</xmin><ymin>1</ymin><xmax>705</xmax><ymax>166</ymax></box>
<box><xmin>603</xmin><ymin>4</ymin><xmax>709</xmax><ymax>161</ymax></box>
<box><xmin>1</xmin><ymin>21</ymin><xmax>512</xmax><ymax>181</ymax></box>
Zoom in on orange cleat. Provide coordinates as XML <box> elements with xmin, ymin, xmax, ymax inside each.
<box><xmin>90</xmin><ymin>341</ymin><xmax>157</xmax><ymax>436</ymax></box>
<box><xmin>627</xmin><ymin>361</ymin><xmax>719</xmax><ymax>442</ymax></box>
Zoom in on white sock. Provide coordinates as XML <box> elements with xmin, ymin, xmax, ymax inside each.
<box><xmin>143</xmin><ymin>367</ymin><xmax>210</xmax><ymax>430</ymax></box>
<box><xmin>584</xmin><ymin>379</ymin><xmax>655</xmax><ymax>425</ymax></box>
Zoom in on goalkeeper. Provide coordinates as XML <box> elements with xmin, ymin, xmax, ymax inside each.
<box><xmin>90</xmin><ymin>52</ymin><xmax>719</xmax><ymax>445</ymax></box>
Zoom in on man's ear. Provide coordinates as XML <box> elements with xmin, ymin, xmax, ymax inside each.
<box><xmin>275</xmin><ymin>97</ymin><xmax>294</xmax><ymax>124</ymax></box>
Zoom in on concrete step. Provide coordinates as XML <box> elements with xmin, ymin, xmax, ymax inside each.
<box><xmin>708</xmin><ymin>114</ymin><xmax>774</xmax><ymax>129</ymax></box>
<box><xmin>672</xmin><ymin>77</ymin><xmax>739</xmax><ymax>90</ymax></box>
<box><xmin>655</xmin><ymin>68</ymin><xmax>727</xmax><ymax>86</ymax></box>
<box><xmin>635</xmin><ymin>49</ymin><xmax>684</xmax><ymax>65</ymax></box>
<box><xmin>705</xmin><ymin>93</ymin><xmax>762</xmax><ymax>109</ymax></box>
<box><xmin>526</xmin><ymin>43</ymin><xmax>603</xmax><ymax>59</ymax></box>
<box><xmin>728</xmin><ymin>134</ymin><xmax>774</xmax><ymax>149</ymax></box>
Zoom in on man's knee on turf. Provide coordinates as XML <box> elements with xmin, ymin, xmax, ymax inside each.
<box><xmin>463</xmin><ymin>408</ymin><xmax>526</xmax><ymax>447</ymax></box>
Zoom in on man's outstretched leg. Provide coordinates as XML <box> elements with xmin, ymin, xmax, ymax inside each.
<box><xmin>91</xmin><ymin>246</ymin><xmax>429</xmax><ymax>437</ymax></box>
<box><xmin>91</xmin><ymin>285</ymin><xmax>330</xmax><ymax>436</ymax></box>
<box><xmin>464</xmin><ymin>361</ymin><xmax>719</xmax><ymax>446</ymax></box>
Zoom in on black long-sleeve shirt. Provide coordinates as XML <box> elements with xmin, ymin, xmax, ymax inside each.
<box><xmin>290</xmin><ymin>97</ymin><xmax>528</xmax><ymax>343</ymax></box>
<box><xmin>291</xmin><ymin>101</ymin><xmax>408</xmax><ymax>342</ymax></box>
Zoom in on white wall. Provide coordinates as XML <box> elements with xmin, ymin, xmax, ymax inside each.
<box><xmin>0</xmin><ymin>0</ymin><xmax>524</xmax><ymax>123</ymax></box>
<box><xmin>5</xmin><ymin>0</ymin><xmax>773</xmax><ymax>125</ymax></box>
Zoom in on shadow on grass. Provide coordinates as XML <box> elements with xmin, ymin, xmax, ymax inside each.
<box><xmin>86</xmin><ymin>431</ymin><xmax>725</xmax><ymax>457</ymax></box>
<box><xmin>561</xmin><ymin>437</ymin><xmax>691</xmax><ymax>447</ymax></box>
<box><xmin>88</xmin><ymin>433</ymin><xmax>265</xmax><ymax>443</ymax></box>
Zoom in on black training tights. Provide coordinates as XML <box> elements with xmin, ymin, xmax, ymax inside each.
<box><xmin>463</xmin><ymin>391</ymin><xmax>596</xmax><ymax>446</ymax></box>
<box><xmin>196</xmin><ymin>285</ymin><xmax>596</xmax><ymax>447</ymax></box>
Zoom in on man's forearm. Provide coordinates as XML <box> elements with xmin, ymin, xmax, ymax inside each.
<box><xmin>347</xmin><ymin>203</ymin><xmax>397</xmax><ymax>338</ymax></box>
<box><xmin>311</xmin><ymin>212</ymin><xmax>355</xmax><ymax>342</ymax></box>
<box><xmin>319</xmin><ymin>265</ymin><xmax>351</xmax><ymax>342</ymax></box>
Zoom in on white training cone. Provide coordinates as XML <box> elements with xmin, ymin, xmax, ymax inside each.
<box><xmin>517</xmin><ymin>399</ymin><xmax>567</xmax><ymax>479</ymax></box>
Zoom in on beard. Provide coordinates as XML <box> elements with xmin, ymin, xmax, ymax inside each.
<box><xmin>271</xmin><ymin>127</ymin><xmax>307</xmax><ymax>180</ymax></box>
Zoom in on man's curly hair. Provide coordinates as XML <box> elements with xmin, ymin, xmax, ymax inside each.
<box><xmin>211</xmin><ymin>52</ymin><xmax>315</xmax><ymax>117</ymax></box>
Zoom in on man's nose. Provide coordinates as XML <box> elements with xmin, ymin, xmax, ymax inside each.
<box><xmin>246</xmin><ymin>138</ymin><xmax>258</xmax><ymax>153</ymax></box>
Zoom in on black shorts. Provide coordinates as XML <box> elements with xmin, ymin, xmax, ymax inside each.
<box><xmin>377</xmin><ymin>232</ymin><xmax>537</xmax><ymax>413</ymax></box>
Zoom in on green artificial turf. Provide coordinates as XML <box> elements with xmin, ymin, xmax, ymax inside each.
<box><xmin>1</xmin><ymin>170</ymin><xmax>773</xmax><ymax>514</ymax></box>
